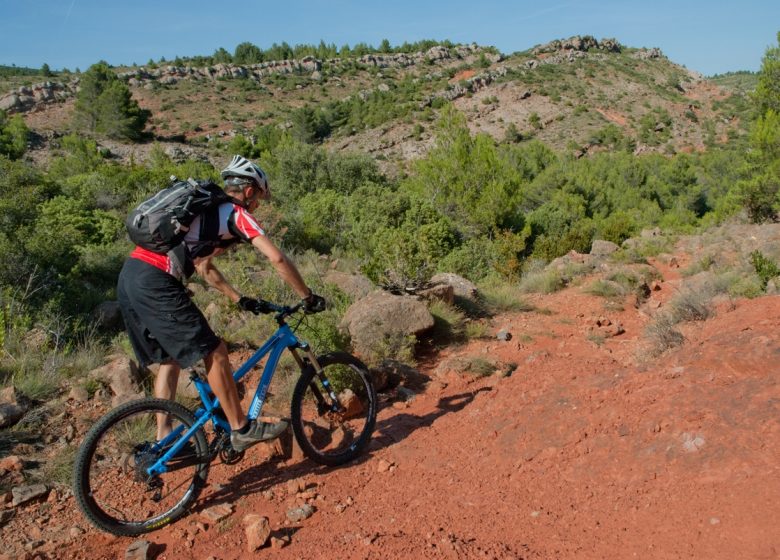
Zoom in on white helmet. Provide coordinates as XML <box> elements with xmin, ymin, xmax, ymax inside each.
<box><xmin>221</xmin><ymin>155</ymin><xmax>270</xmax><ymax>198</ymax></box>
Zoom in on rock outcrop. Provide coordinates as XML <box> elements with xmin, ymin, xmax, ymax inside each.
<box><xmin>531</xmin><ymin>36</ymin><xmax>622</xmax><ymax>55</ymax></box>
<box><xmin>0</xmin><ymin>45</ymin><xmax>487</xmax><ymax>115</ymax></box>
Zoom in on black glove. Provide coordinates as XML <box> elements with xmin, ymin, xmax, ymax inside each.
<box><xmin>302</xmin><ymin>292</ymin><xmax>326</xmax><ymax>314</ymax></box>
<box><xmin>237</xmin><ymin>296</ymin><xmax>273</xmax><ymax>315</ymax></box>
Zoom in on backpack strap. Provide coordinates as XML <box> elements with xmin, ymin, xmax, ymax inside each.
<box><xmin>189</xmin><ymin>177</ymin><xmax>249</xmax><ymax>210</ymax></box>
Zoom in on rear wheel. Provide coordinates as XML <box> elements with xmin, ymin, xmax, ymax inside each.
<box><xmin>291</xmin><ymin>352</ymin><xmax>377</xmax><ymax>466</ymax></box>
<box><xmin>73</xmin><ymin>398</ymin><xmax>209</xmax><ymax>536</ymax></box>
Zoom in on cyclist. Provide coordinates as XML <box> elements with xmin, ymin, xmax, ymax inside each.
<box><xmin>117</xmin><ymin>155</ymin><xmax>325</xmax><ymax>451</ymax></box>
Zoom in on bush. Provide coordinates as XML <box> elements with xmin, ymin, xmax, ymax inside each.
<box><xmin>464</xmin><ymin>357</ymin><xmax>495</xmax><ymax>377</ymax></box>
<box><xmin>644</xmin><ymin>313</ymin><xmax>685</xmax><ymax>356</ymax></box>
<box><xmin>0</xmin><ymin>111</ymin><xmax>29</xmax><ymax>159</ymax></box>
<box><xmin>668</xmin><ymin>289</ymin><xmax>713</xmax><ymax>322</ymax></box>
<box><xmin>478</xmin><ymin>277</ymin><xmax>535</xmax><ymax>312</ymax></box>
<box><xmin>750</xmin><ymin>250</ymin><xmax>780</xmax><ymax>288</ymax></box>
<box><xmin>519</xmin><ymin>268</ymin><xmax>566</xmax><ymax>294</ymax></box>
<box><xmin>584</xmin><ymin>279</ymin><xmax>625</xmax><ymax>298</ymax></box>
<box><xmin>427</xmin><ymin>300</ymin><xmax>467</xmax><ymax>345</ymax></box>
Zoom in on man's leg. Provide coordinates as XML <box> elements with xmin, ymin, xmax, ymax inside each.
<box><xmin>204</xmin><ymin>341</ymin><xmax>246</xmax><ymax>430</ymax></box>
<box><xmin>155</xmin><ymin>361</ymin><xmax>181</xmax><ymax>440</ymax></box>
<box><xmin>203</xmin><ymin>341</ymin><xmax>287</xmax><ymax>451</ymax></box>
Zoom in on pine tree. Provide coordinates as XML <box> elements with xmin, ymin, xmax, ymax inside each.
<box><xmin>739</xmin><ymin>31</ymin><xmax>780</xmax><ymax>222</ymax></box>
<box><xmin>754</xmin><ymin>31</ymin><xmax>780</xmax><ymax>115</ymax></box>
<box><xmin>233</xmin><ymin>42</ymin><xmax>263</xmax><ymax>64</ymax></box>
<box><xmin>72</xmin><ymin>62</ymin><xmax>149</xmax><ymax>141</ymax></box>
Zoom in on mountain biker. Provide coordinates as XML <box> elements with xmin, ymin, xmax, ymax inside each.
<box><xmin>116</xmin><ymin>155</ymin><xmax>325</xmax><ymax>451</ymax></box>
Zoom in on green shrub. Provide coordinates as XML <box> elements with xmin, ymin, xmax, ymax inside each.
<box><xmin>0</xmin><ymin>111</ymin><xmax>29</xmax><ymax>159</ymax></box>
<box><xmin>464</xmin><ymin>320</ymin><xmax>491</xmax><ymax>339</ymax></box>
<box><xmin>478</xmin><ymin>277</ymin><xmax>535</xmax><ymax>312</ymax></box>
<box><xmin>584</xmin><ymin>279</ymin><xmax>625</xmax><ymax>298</ymax></box>
<box><xmin>682</xmin><ymin>255</ymin><xmax>716</xmax><ymax>277</ymax></box>
<box><xmin>360</xmin><ymin>331</ymin><xmax>417</xmax><ymax>367</ymax></box>
<box><xmin>728</xmin><ymin>275</ymin><xmax>764</xmax><ymax>298</ymax></box>
<box><xmin>750</xmin><ymin>250</ymin><xmax>780</xmax><ymax>288</ymax></box>
<box><xmin>465</xmin><ymin>357</ymin><xmax>495</xmax><ymax>377</ymax></box>
<box><xmin>427</xmin><ymin>300</ymin><xmax>467</xmax><ymax>345</ymax></box>
<box><xmin>519</xmin><ymin>268</ymin><xmax>565</xmax><ymax>294</ymax></box>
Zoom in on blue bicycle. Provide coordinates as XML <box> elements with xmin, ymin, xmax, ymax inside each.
<box><xmin>73</xmin><ymin>301</ymin><xmax>377</xmax><ymax>536</ymax></box>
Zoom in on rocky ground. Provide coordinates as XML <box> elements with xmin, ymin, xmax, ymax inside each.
<box><xmin>1</xmin><ymin>231</ymin><xmax>779</xmax><ymax>559</ymax></box>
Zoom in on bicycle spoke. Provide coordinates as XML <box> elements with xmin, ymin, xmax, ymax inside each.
<box><xmin>291</xmin><ymin>353</ymin><xmax>376</xmax><ymax>466</ymax></box>
<box><xmin>74</xmin><ymin>399</ymin><xmax>209</xmax><ymax>535</ymax></box>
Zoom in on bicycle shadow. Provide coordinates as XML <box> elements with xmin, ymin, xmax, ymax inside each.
<box><xmin>369</xmin><ymin>386</ymin><xmax>492</xmax><ymax>452</ymax></box>
<box><xmin>192</xmin><ymin>387</ymin><xmax>490</xmax><ymax>514</ymax></box>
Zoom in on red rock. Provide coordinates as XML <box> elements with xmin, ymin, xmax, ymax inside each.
<box><xmin>200</xmin><ymin>503</ymin><xmax>233</xmax><ymax>523</ymax></box>
<box><xmin>244</xmin><ymin>515</ymin><xmax>271</xmax><ymax>551</ymax></box>
<box><xmin>0</xmin><ymin>456</ymin><xmax>23</xmax><ymax>473</ymax></box>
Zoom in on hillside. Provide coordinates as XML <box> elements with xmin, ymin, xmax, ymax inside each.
<box><xmin>3</xmin><ymin>36</ymin><xmax>753</xmax><ymax>169</ymax></box>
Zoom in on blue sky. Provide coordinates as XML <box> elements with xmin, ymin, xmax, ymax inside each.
<box><xmin>1</xmin><ymin>0</ymin><xmax>777</xmax><ymax>76</ymax></box>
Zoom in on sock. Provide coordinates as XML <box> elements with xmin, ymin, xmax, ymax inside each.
<box><xmin>237</xmin><ymin>422</ymin><xmax>251</xmax><ymax>434</ymax></box>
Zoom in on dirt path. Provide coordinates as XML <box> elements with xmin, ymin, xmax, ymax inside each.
<box><xmin>6</xmin><ymin>259</ymin><xmax>780</xmax><ymax>560</ymax></box>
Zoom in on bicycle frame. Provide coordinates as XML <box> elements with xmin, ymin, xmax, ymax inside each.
<box><xmin>146</xmin><ymin>322</ymin><xmax>304</xmax><ymax>476</ymax></box>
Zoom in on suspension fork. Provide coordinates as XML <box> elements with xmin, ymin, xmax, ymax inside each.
<box><xmin>289</xmin><ymin>343</ymin><xmax>343</xmax><ymax>412</ymax></box>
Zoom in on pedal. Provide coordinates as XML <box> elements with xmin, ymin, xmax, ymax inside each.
<box><xmin>219</xmin><ymin>447</ymin><xmax>244</xmax><ymax>465</ymax></box>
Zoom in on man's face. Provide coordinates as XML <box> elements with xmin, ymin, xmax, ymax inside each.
<box><xmin>244</xmin><ymin>182</ymin><xmax>268</xmax><ymax>211</ymax></box>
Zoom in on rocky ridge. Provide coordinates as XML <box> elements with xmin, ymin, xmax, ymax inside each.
<box><xmin>0</xmin><ymin>44</ymin><xmax>485</xmax><ymax>115</ymax></box>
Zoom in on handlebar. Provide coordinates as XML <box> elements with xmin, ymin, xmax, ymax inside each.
<box><xmin>266</xmin><ymin>301</ymin><xmax>303</xmax><ymax>324</ymax></box>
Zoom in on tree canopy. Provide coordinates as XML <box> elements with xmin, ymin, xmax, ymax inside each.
<box><xmin>72</xmin><ymin>62</ymin><xmax>150</xmax><ymax>141</ymax></box>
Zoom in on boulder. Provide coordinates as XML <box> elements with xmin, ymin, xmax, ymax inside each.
<box><xmin>429</xmin><ymin>273</ymin><xmax>478</xmax><ymax>300</ymax></box>
<box><xmin>340</xmin><ymin>291</ymin><xmax>434</xmax><ymax>358</ymax></box>
<box><xmin>0</xmin><ymin>404</ymin><xmax>26</xmax><ymax>429</ymax></box>
<box><xmin>549</xmin><ymin>250</ymin><xmax>597</xmax><ymax>271</ymax></box>
<box><xmin>0</xmin><ymin>386</ymin><xmax>21</xmax><ymax>405</ymax></box>
<box><xmin>417</xmin><ymin>283</ymin><xmax>454</xmax><ymax>305</ymax></box>
<box><xmin>22</xmin><ymin>328</ymin><xmax>50</xmax><ymax>351</ymax></box>
<box><xmin>0</xmin><ymin>387</ymin><xmax>28</xmax><ymax>429</ymax></box>
<box><xmin>590</xmin><ymin>240</ymin><xmax>619</xmax><ymax>256</ymax></box>
<box><xmin>324</xmin><ymin>271</ymin><xmax>375</xmax><ymax>300</ymax></box>
<box><xmin>287</xmin><ymin>503</ymin><xmax>315</xmax><ymax>522</ymax></box>
<box><xmin>88</xmin><ymin>355</ymin><xmax>145</xmax><ymax>403</ymax></box>
<box><xmin>68</xmin><ymin>385</ymin><xmax>90</xmax><ymax>402</ymax></box>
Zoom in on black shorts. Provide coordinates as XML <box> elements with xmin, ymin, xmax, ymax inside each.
<box><xmin>117</xmin><ymin>257</ymin><xmax>221</xmax><ymax>368</ymax></box>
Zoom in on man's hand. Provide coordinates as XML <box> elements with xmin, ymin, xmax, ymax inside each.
<box><xmin>237</xmin><ymin>296</ymin><xmax>273</xmax><ymax>315</ymax></box>
<box><xmin>302</xmin><ymin>293</ymin><xmax>326</xmax><ymax>314</ymax></box>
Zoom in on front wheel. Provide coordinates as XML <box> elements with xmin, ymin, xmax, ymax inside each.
<box><xmin>291</xmin><ymin>352</ymin><xmax>377</xmax><ymax>466</ymax></box>
<box><xmin>73</xmin><ymin>398</ymin><xmax>210</xmax><ymax>536</ymax></box>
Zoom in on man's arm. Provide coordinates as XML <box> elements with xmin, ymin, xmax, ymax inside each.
<box><xmin>250</xmin><ymin>235</ymin><xmax>311</xmax><ymax>299</ymax></box>
<box><xmin>194</xmin><ymin>255</ymin><xmax>241</xmax><ymax>303</ymax></box>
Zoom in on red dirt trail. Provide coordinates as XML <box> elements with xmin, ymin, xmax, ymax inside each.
<box><xmin>6</xmin><ymin>260</ymin><xmax>780</xmax><ymax>560</ymax></box>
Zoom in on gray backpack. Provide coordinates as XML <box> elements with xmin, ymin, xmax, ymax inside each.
<box><xmin>126</xmin><ymin>178</ymin><xmax>235</xmax><ymax>254</ymax></box>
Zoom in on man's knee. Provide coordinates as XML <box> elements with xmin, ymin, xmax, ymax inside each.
<box><xmin>205</xmin><ymin>341</ymin><xmax>230</xmax><ymax>370</ymax></box>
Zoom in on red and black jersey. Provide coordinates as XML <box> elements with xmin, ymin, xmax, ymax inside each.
<box><xmin>130</xmin><ymin>202</ymin><xmax>264</xmax><ymax>276</ymax></box>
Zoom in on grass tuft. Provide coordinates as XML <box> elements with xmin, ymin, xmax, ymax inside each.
<box><xmin>668</xmin><ymin>289</ymin><xmax>713</xmax><ymax>323</ymax></box>
<box><xmin>644</xmin><ymin>314</ymin><xmax>685</xmax><ymax>356</ymax></box>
